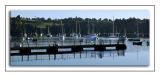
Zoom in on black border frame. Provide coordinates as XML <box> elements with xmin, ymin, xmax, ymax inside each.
<box><xmin>5</xmin><ymin>5</ymin><xmax>155</xmax><ymax>72</ymax></box>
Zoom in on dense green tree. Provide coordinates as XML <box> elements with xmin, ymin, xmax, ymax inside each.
<box><xmin>10</xmin><ymin>15</ymin><xmax>149</xmax><ymax>38</ymax></box>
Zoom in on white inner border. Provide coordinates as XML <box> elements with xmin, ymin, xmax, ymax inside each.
<box><xmin>5</xmin><ymin>6</ymin><xmax>155</xmax><ymax>72</ymax></box>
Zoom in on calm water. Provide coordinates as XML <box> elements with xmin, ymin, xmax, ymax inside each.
<box><xmin>10</xmin><ymin>39</ymin><xmax>149</xmax><ymax>66</ymax></box>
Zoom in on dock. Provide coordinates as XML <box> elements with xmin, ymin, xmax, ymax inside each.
<box><xmin>10</xmin><ymin>44</ymin><xmax>126</xmax><ymax>56</ymax></box>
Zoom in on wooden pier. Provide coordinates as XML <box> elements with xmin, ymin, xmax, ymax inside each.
<box><xmin>10</xmin><ymin>44</ymin><xmax>127</xmax><ymax>56</ymax></box>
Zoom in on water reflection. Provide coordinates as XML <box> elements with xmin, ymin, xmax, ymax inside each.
<box><xmin>11</xmin><ymin>49</ymin><xmax>125</xmax><ymax>62</ymax></box>
<box><xmin>10</xmin><ymin>39</ymin><xmax>149</xmax><ymax>66</ymax></box>
<box><xmin>97</xmin><ymin>51</ymin><xmax>104</xmax><ymax>59</ymax></box>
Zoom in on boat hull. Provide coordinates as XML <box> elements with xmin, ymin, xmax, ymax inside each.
<box><xmin>133</xmin><ymin>41</ymin><xmax>142</xmax><ymax>45</ymax></box>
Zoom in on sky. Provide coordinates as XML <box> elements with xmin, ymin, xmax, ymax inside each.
<box><xmin>10</xmin><ymin>10</ymin><xmax>149</xmax><ymax>19</ymax></box>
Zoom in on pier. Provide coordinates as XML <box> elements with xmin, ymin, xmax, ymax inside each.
<box><xmin>10</xmin><ymin>36</ymin><xmax>127</xmax><ymax>61</ymax></box>
<box><xmin>10</xmin><ymin>44</ymin><xmax>126</xmax><ymax>56</ymax></box>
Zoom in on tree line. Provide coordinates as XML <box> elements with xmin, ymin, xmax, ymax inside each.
<box><xmin>10</xmin><ymin>15</ymin><xmax>149</xmax><ymax>38</ymax></box>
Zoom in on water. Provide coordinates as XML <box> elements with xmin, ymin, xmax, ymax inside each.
<box><xmin>10</xmin><ymin>38</ymin><xmax>149</xmax><ymax>66</ymax></box>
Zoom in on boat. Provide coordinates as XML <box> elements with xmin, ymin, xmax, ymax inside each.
<box><xmin>85</xmin><ymin>34</ymin><xmax>98</xmax><ymax>41</ymax></box>
<box><xmin>84</xmin><ymin>19</ymin><xmax>98</xmax><ymax>44</ymax></box>
<box><xmin>70</xmin><ymin>33</ymin><xmax>81</xmax><ymax>39</ymax></box>
<box><xmin>70</xmin><ymin>20</ymin><xmax>81</xmax><ymax>39</ymax></box>
<box><xmin>71</xmin><ymin>17</ymin><xmax>82</xmax><ymax>39</ymax></box>
<box><xmin>59</xmin><ymin>34</ymin><xmax>65</xmax><ymax>41</ymax></box>
<box><xmin>46</xmin><ymin>25</ymin><xmax>52</xmax><ymax>37</ymax></box>
<box><xmin>107</xmin><ymin>35</ymin><xmax>119</xmax><ymax>41</ymax></box>
<box><xmin>106</xmin><ymin>17</ymin><xmax>119</xmax><ymax>41</ymax></box>
<box><xmin>128</xmin><ymin>38</ymin><xmax>140</xmax><ymax>41</ymax></box>
<box><xmin>133</xmin><ymin>41</ymin><xmax>142</xmax><ymax>45</ymax></box>
<box><xmin>119</xmin><ymin>36</ymin><xmax>127</xmax><ymax>41</ymax></box>
<box><xmin>146</xmin><ymin>41</ymin><xmax>149</xmax><ymax>46</ymax></box>
<box><xmin>84</xmin><ymin>34</ymin><xmax>98</xmax><ymax>44</ymax></box>
<box><xmin>47</xmin><ymin>34</ymin><xmax>52</xmax><ymax>37</ymax></box>
<box><xmin>59</xmin><ymin>20</ymin><xmax>65</xmax><ymax>41</ymax></box>
<box><xmin>132</xmin><ymin>22</ymin><xmax>142</xmax><ymax>45</ymax></box>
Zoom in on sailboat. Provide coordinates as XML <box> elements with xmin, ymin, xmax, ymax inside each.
<box><xmin>32</xmin><ymin>32</ymin><xmax>38</xmax><ymax>42</ymax></box>
<box><xmin>132</xmin><ymin>21</ymin><xmax>142</xmax><ymax>45</ymax></box>
<box><xmin>84</xmin><ymin>19</ymin><xmax>98</xmax><ymax>44</ymax></box>
<box><xmin>46</xmin><ymin>26</ymin><xmax>52</xmax><ymax>37</ymax></box>
<box><xmin>59</xmin><ymin>20</ymin><xmax>65</xmax><ymax>41</ymax></box>
<box><xmin>107</xmin><ymin>17</ymin><xmax>119</xmax><ymax>41</ymax></box>
<box><xmin>71</xmin><ymin>17</ymin><xmax>81</xmax><ymax>39</ymax></box>
<box><xmin>119</xmin><ymin>24</ymin><xmax>127</xmax><ymax>41</ymax></box>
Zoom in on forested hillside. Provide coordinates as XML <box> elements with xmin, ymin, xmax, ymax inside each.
<box><xmin>10</xmin><ymin>15</ymin><xmax>149</xmax><ymax>38</ymax></box>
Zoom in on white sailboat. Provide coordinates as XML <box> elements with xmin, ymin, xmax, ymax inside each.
<box><xmin>46</xmin><ymin>26</ymin><xmax>52</xmax><ymax>37</ymax></box>
<box><xmin>59</xmin><ymin>20</ymin><xmax>65</xmax><ymax>41</ymax></box>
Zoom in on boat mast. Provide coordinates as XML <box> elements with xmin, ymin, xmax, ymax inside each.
<box><xmin>88</xmin><ymin>19</ymin><xmax>90</xmax><ymax>34</ymax></box>
<box><xmin>78</xmin><ymin>20</ymin><xmax>81</xmax><ymax>34</ymax></box>
<box><xmin>92</xmin><ymin>23</ymin><xmax>94</xmax><ymax>34</ymax></box>
<box><xmin>113</xmin><ymin>17</ymin><xmax>115</xmax><ymax>36</ymax></box>
<box><xmin>76</xmin><ymin>16</ymin><xmax>78</xmax><ymax>34</ymax></box>
<box><xmin>136</xmin><ymin>21</ymin><xmax>139</xmax><ymax>38</ymax></box>
<box><xmin>47</xmin><ymin>25</ymin><xmax>50</xmax><ymax>34</ymax></box>
<box><xmin>124</xmin><ymin>27</ymin><xmax>127</xmax><ymax>37</ymax></box>
<box><xmin>61</xmin><ymin>20</ymin><xmax>63</xmax><ymax>34</ymax></box>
